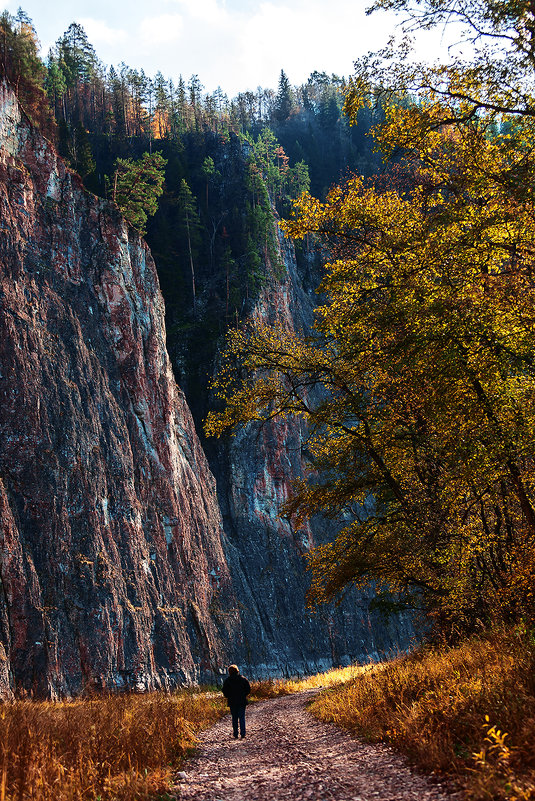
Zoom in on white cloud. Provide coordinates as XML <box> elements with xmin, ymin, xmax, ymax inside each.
<box><xmin>237</xmin><ymin>1</ymin><xmax>362</xmax><ymax>91</ymax></box>
<box><xmin>138</xmin><ymin>13</ymin><xmax>184</xmax><ymax>46</ymax></box>
<box><xmin>227</xmin><ymin>0</ymin><xmax>458</xmax><ymax>94</ymax></box>
<box><xmin>168</xmin><ymin>0</ymin><xmax>228</xmax><ymax>24</ymax></box>
<box><xmin>79</xmin><ymin>18</ymin><xmax>128</xmax><ymax>47</ymax></box>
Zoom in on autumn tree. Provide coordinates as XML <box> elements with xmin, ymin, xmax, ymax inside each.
<box><xmin>0</xmin><ymin>10</ymin><xmax>55</xmax><ymax>135</ymax></box>
<box><xmin>153</xmin><ymin>71</ymin><xmax>169</xmax><ymax>139</ymax></box>
<box><xmin>206</xmin><ymin>0</ymin><xmax>535</xmax><ymax>636</ymax></box>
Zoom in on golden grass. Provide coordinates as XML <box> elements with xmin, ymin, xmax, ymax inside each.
<box><xmin>309</xmin><ymin>628</ymin><xmax>535</xmax><ymax>800</ymax></box>
<box><xmin>0</xmin><ymin>690</ymin><xmax>226</xmax><ymax>800</ymax></box>
<box><xmin>4</xmin><ymin>633</ymin><xmax>533</xmax><ymax>800</ymax></box>
<box><xmin>249</xmin><ymin>662</ymin><xmax>373</xmax><ymax>699</ymax></box>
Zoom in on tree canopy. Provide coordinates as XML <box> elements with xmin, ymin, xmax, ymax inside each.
<box><xmin>206</xmin><ymin>0</ymin><xmax>535</xmax><ymax>636</ymax></box>
<box><xmin>112</xmin><ymin>151</ymin><xmax>167</xmax><ymax>235</ymax></box>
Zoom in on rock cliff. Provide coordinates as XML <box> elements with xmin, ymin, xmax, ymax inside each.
<box><xmin>0</xmin><ymin>82</ymin><xmax>239</xmax><ymax>698</ymax></box>
<box><xmin>209</xmin><ymin>224</ymin><xmax>414</xmax><ymax>677</ymax></box>
<box><xmin>0</xmin><ymin>82</ymin><xmax>413</xmax><ymax>698</ymax></box>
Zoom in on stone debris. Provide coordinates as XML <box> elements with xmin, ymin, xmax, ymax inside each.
<box><xmin>175</xmin><ymin>690</ymin><xmax>458</xmax><ymax>801</ymax></box>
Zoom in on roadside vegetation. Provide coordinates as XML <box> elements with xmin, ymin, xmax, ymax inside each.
<box><xmin>249</xmin><ymin>628</ymin><xmax>535</xmax><ymax>799</ymax></box>
<box><xmin>0</xmin><ymin>690</ymin><xmax>226</xmax><ymax>800</ymax></box>
<box><xmin>310</xmin><ymin>629</ymin><xmax>535</xmax><ymax>800</ymax></box>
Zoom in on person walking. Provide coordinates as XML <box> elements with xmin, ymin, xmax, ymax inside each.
<box><xmin>222</xmin><ymin>664</ymin><xmax>251</xmax><ymax>739</ymax></box>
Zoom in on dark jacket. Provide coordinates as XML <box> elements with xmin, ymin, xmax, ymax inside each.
<box><xmin>222</xmin><ymin>673</ymin><xmax>251</xmax><ymax>707</ymax></box>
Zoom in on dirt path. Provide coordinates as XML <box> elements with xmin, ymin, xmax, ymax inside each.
<box><xmin>174</xmin><ymin>690</ymin><xmax>459</xmax><ymax>801</ymax></box>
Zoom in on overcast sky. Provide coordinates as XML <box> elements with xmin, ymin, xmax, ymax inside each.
<box><xmin>3</xmin><ymin>0</ymin><xmax>458</xmax><ymax>96</ymax></box>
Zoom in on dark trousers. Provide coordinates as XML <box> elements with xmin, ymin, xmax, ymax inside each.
<box><xmin>230</xmin><ymin>703</ymin><xmax>246</xmax><ymax>736</ymax></box>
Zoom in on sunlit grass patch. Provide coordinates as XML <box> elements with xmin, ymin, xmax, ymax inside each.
<box><xmin>249</xmin><ymin>662</ymin><xmax>373</xmax><ymax>700</ymax></box>
<box><xmin>0</xmin><ymin>690</ymin><xmax>226</xmax><ymax>800</ymax></box>
<box><xmin>309</xmin><ymin>628</ymin><xmax>535</xmax><ymax>800</ymax></box>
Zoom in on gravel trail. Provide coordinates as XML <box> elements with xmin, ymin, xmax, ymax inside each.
<box><xmin>174</xmin><ymin>690</ymin><xmax>459</xmax><ymax>801</ymax></box>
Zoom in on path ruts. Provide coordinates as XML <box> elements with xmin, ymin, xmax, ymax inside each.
<box><xmin>174</xmin><ymin>689</ymin><xmax>458</xmax><ymax>801</ymax></box>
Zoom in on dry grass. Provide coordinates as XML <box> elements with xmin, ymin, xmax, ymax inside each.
<box><xmin>249</xmin><ymin>662</ymin><xmax>373</xmax><ymax>699</ymax></box>
<box><xmin>0</xmin><ymin>690</ymin><xmax>226</xmax><ymax>800</ymax></box>
<box><xmin>4</xmin><ymin>634</ymin><xmax>533</xmax><ymax>800</ymax></box>
<box><xmin>309</xmin><ymin>628</ymin><xmax>535</xmax><ymax>800</ymax></box>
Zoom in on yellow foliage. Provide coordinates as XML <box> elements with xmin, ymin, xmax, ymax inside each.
<box><xmin>207</xmin><ymin>67</ymin><xmax>535</xmax><ymax>634</ymax></box>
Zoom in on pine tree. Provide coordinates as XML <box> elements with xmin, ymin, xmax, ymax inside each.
<box><xmin>58</xmin><ymin>22</ymin><xmax>97</xmax><ymax>86</ymax></box>
<box><xmin>153</xmin><ymin>71</ymin><xmax>169</xmax><ymax>139</ymax></box>
<box><xmin>273</xmin><ymin>69</ymin><xmax>294</xmax><ymax>123</ymax></box>
<box><xmin>201</xmin><ymin>156</ymin><xmax>216</xmax><ymax>208</ymax></box>
<box><xmin>177</xmin><ymin>179</ymin><xmax>201</xmax><ymax>309</ymax></box>
<box><xmin>112</xmin><ymin>151</ymin><xmax>167</xmax><ymax>235</ymax></box>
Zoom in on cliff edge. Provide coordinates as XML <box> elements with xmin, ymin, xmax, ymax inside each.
<box><xmin>0</xmin><ymin>82</ymin><xmax>238</xmax><ymax>698</ymax></box>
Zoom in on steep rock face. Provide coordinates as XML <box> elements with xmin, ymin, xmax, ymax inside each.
<box><xmin>0</xmin><ymin>83</ymin><xmax>238</xmax><ymax>698</ymax></box>
<box><xmin>213</xmin><ymin>226</ymin><xmax>414</xmax><ymax>677</ymax></box>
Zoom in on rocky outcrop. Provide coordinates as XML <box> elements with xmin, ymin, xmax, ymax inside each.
<box><xmin>0</xmin><ymin>81</ymin><xmax>413</xmax><ymax>697</ymax></box>
<box><xmin>212</xmin><ymin>224</ymin><xmax>414</xmax><ymax>677</ymax></box>
<box><xmin>0</xmin><ymin>82</ymin><xmax>239</xmax><ymax>698</ymax></box>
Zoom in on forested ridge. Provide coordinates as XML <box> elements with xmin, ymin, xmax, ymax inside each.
<box><xmin>0</xmin><ymin>8</ymin><xmax>384</xmax><ymax>413</ymax></box>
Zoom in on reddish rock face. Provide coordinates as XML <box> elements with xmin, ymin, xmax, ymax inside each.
<box><xmin>0</xmin><ymin>83</ymin><xmax>238</xmax><ymax>698</ymax></box>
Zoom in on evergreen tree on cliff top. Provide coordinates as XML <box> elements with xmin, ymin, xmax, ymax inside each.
<box><xmin>207</xmin><ymin>0</ymin><xmax>535</xmax><ymax>637</ymax></box>
<box><xmin>273</xmin><ymin>69</ymin><xmax>294</xmax><ymax>122</ymax></box>
<box><xmin>112</xmin><ymin>151</ymin><xmax>167</xmax><ymax>236</ymax></box>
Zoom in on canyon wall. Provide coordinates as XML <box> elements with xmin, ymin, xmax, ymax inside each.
<box><xmin>0</xmin><ymin>83</ymin><xmax>239</xmax><ymax>698</ymax></box>
<box><xmin>0</xmin><ymin>83</ymin><xmax>413</xmax><ymax>697</ymax></box>
<box><xmin>210</xmin><ymin>226</ymin><xmax>414</xmax><ymax>677</ymax></box>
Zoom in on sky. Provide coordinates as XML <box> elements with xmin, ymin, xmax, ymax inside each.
<box><xmin>3</xmin><ymin>0</ymin><xmax>459</xmax><ymax>96</ymax></box>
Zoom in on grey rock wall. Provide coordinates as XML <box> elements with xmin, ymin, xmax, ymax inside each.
<box><xmin>211</xmin><ymin>222</ymin><xmax>415</xmax><ymax>677</ymax></box>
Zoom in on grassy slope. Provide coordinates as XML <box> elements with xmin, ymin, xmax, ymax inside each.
<box><xmin>306</xmin><ymin>630</ymin><xmax>535</xmax><ymax>800</ymax></box>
